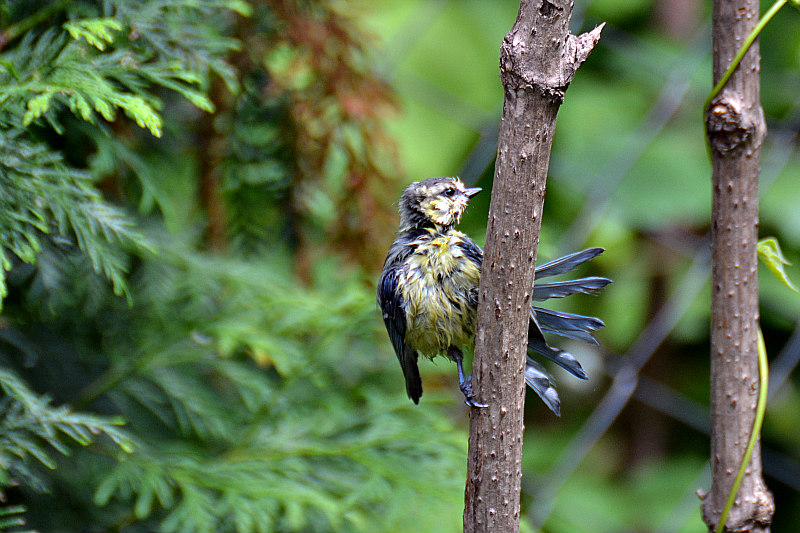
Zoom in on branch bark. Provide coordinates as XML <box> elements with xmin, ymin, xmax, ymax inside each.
<box><xmin>463</xmin><ymin>2</ymin><xmax>601</xmax><ymax>532</ymax></box>
<box><xmin>701</xmin><ymin>0</ymin><xmax>774</xmax><ymax>531</ymax></box>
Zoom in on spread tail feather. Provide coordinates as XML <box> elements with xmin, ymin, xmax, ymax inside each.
<box><xmin>525</xmin><ymin>359</ymin><xmax>561</xmax><ymax>416</ymax></box>
<box><xmin>534</xmin><ymin>307</ymin><xmax>605</xmax><ymax>344</ymax></box>
<box><xmin>527</xmin><ymin>312</ymin><xmax>588</xmax><ymax>380</ymax></box>
<box><xmin>533</xmin><ymin>276</ymin><xmax>612</xmax><ymax>301</ymax></box>
<box><xmin>523</xmin><ymin>248</ymin><xmax>609</xmax><ymax>413</ymax></box>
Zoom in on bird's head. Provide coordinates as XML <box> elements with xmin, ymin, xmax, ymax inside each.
<box><xmin>398</xmin><ymin>177</ymin><xmax>481</xmax><ymax>231</ymax></box>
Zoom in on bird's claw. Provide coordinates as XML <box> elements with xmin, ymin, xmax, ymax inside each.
<box><xmin>461</xmin><ymin>374</ymin><xmax>488</xmax><ymax>408</ymax></box>
<box><xmin>464</xmin><ymin>396</ymin><xmax>488</xmax><ymax>408</ymax></box>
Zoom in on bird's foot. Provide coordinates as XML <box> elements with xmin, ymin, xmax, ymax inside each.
<box><xmin>460</xmin><ymin>374</ymin><xmax>487</xmax><ymax>408</ymax></box>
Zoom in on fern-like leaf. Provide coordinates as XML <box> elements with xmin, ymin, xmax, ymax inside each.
<box><xmin>0</xmin><ymin>131</ymin><xmax>145</xmax><ymax>305</ymax></box>
<box><xmin>0</xmin><ymin>368</ymin><xmax>135</xmax><ymax>497</ymax></box>
<box><xmin>63</xmin><ymin>18</ymin><xmax>123</xmax><ymax>51</ymax></box>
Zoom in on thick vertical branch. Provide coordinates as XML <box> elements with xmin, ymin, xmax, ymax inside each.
<box><xmin>463</xmin><ymin>2</ymin><xmax>601</xmax><ymax>532</ymax></box>
<box><xmin>198</xmin><ymin>78</ymin><xmax>230</xmax><ymax>252</ymax></box>
<box><xmin>701</xmin><ymin>0</ymin><xmax>774</xmax><ymax>531</ymax></box>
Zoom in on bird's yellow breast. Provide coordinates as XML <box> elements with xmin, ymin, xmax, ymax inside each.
<box><xmin>400</xmin><ymin>229</ymin><xmax>481</xmax><ymax>357</ymax></box>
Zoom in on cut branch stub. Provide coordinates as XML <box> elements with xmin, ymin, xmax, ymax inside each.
<box><xmin>706</xmin><ymin>89</ymin><xmax>767</xmax><ymax>155</ymax></box>
<box><xmin>500</xmin><ymin>3</ymin><xmax>603</xmax><ymax>103</ymax></box>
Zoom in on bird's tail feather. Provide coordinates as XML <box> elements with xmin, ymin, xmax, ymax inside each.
<box><xmin>527</xmin><ymin>312</ymin><xmax>589</xmax><ymax>379</ymax></box>
<box><xmin>534</xmin><ymin>307</ymin><xmax>605</xmax><ymax>344</ymax></box>
<box><xmin>525</xmin><ymin>359</ymin><xmax>561</xmax><ymax>416</ymax></box>
<box><xmin>533</xmin><ymin>276</ymin><xmax>612</xmax><ymax>301</ymax></box>
<box><xmin>523</xmin><ymin>247</ymin><xmax>609</xmax><ymax>414</ymax></box>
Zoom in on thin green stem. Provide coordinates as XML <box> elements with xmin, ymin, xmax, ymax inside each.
<box><xmin>703</xmin><ymin>0</ymin><xmax>788</xmax><ymax>161</ymax></box>
<box><xmin>73</xmin><ymin>362</ymin><xmax>137</xmax><ymax>409</ymax></box>
<box><xmin>73</xmin><ymin>340</ymin><xmax>198</xmax><ymax>408</ymax></box>
<box><xmin>715</xmin><ymin>328</ymin><xmax>769</xmax><ymax>533</ymax></box>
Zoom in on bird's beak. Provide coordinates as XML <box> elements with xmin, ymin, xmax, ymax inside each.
<box><xmin>465</xmin><ymin>187</ymin><xmax>482</xmax><ymax>198</ymax></box>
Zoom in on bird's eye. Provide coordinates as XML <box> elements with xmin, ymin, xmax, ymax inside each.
<box><xmin>444</xmin><ymin>187</ymin><xmax>456</xmax><ymax>197</ymax></box>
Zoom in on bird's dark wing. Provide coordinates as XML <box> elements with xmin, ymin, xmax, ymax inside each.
<box><xmin>458</xmin><ymin>235</ymin><xmax>484</xmax><ymax>267</ymax></box>
<box><xmin>535</xmin><ymin>247</ymin><xmax>605</xmax><ymax>279</ymax></box>
<box><xmin>527</xmin><ymin>310</ymin><xmax>588</xmax><ymax>380</ymax></box>
<box><xmin>378</xmin><ymin>265</ymin><xmax>422</xmax><ymax>403</ymax></box>
<box><xmin>533</xmin><ymin>276</ymin><xmax>612</xmax><ymax>301</ymax></box>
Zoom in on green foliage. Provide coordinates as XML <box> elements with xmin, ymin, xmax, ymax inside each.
<box><xmin>0</xmin><ymin>1</ymin><xmax>464</xmax><ymax>532</ymax></box>
<box><xmin>0</xmin><ymin>505</ymin><xmax>31</xmax><ymax>532</ymax></box>
<box><xmin>0</xmin><ymin>368</ymin><xmax>133</xmax><ymax>476</ymax></box>
<box><xmin>46</xmin><ymin>231</ymin><xmax>451</xmax><ymax>530</ymax></box>
<box><xmin>14</xmin><ymin>232</ymin><xmax>464</xmax><ymax>532</ymax></box>
<box><xmin>758</xmin><ymin>237</ymin><xmax>798</xmax><ymax>292</ymax></box>
<box><xmin>0</xmin><ymin>130</ymin><xmax>142</xmax><ymax>302</ymax></box>
<box><xmin>63</xmin><ymin>17</ymin><xmax>123</xmax><ymax>51</ymax></box>
<box><xmin>0</xmin><ymin>367</ymin><xmax>133</xmax><ymax>530</ymax></box>
<box><xmin>0</xmin><ymin>0</ymin><xmax>251</xmax><ymax>304</ymax></box>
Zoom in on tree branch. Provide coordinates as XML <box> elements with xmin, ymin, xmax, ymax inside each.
<box><xmin>463</xmin><ymin>2</ymin><xmax>601</xmax><ymax>532</ymax></box>
<box><xmin>701</xmin><ymin>0</ymin><xmax>775</xmax><ymax>530</ymax></box>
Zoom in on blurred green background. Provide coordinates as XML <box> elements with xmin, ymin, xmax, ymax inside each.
<box><xmin>0</xmin><ymin>0</ymin><xmax>799</xmax><ymax>532</ymax></box>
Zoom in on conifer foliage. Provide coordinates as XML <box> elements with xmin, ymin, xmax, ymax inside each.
<box><xmin>0</xmin><ymin>2</ymin><xmax>464</xmax><ymax>531</ymax></box>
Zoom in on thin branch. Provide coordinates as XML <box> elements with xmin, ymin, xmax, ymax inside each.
<box><xmin>702</xmin><ymin>0</ymin><xmax>775</xmax><ymax>528</ymax></box>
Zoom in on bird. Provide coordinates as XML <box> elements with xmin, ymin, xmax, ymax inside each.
<box><xmin>377</xmin><ymin>176</ymin><xmax>611</xmax><ymax>415</ymax></box>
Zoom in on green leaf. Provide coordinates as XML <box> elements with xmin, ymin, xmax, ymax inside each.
<box><xmin>0</xmin><ymin>368</ymin><xmax>135</xmax><ymax>489</ymax></box>
<box><xmin>22</xmin><ymin>91</ymin><xmax>55</xmax><ymax>125</ymax></box>
<box><xmin>226</xmin><ymin>0</ymin><xmax>254</xmax><ymax>16</ymax></box>
<box><xmin>758</xmin><ymin>237</ymin><xmax>798</xmax><ymax>292</ymax></box>
<box><xmin>64</xmin><ymin>18</ymin><xmax>123</xmax><ymax>51</ymax></box>
<box><xmin>0</xmin><ymin>505</ymin><xmax>29</xmax><ymax>531</ymax></box>
<box><xmin>119</xmin><ymin>94</ymin><xmax>163</xmax><ymax>137</ymax></box>
<box><xmin>0</xmin><ymin>59</ymin><xmax>20</xmax><ymax>81</ymax></box>
<box><xmin>0</xmin><ymin>131</ymin><xmax>146</xmax><ymax>304</ymax></box>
